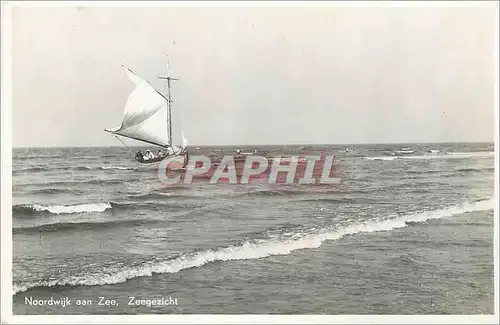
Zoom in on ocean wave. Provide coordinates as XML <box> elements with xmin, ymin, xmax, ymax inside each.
<box><xmin>298</xmin><ymin>197</ymin><xmax>357</xmax><ymax>204</ymax></box>
<box><xmin>387</xmin><ymin>253</ymin><xmax>422</xmax><ymax>267</ymax></box>
<box><xmin>12</xmin><ymin>165</ymin><xmax>136</xmax><ymax>174</ymax></box>
<box><xmin>405</xmin><ymin>219</ymin><xmax>491</xmax><ymax>228</ymax></box>
<box><xmin>129</xmin><ymin>192</ymin><xmax>201</xmax><ymax>201</ymax></box>
<box><xmin>74</xmin><ymin>166</ymin><xmax>94</xmax><ymax>171</ymax></box>
<box><xmin>12</xmin><ymin>167</ymin><xmax>49</xmax><ymax>173</ymax></box>
<box><xmin>18</xmin><ymin>178</ymin><xmax>135</xmax><ymax>188</ymax></box>
<box><xmin>80</xmin><ymin>179</ymin><xmax>133</xmax><ymax>186</ymax></box>
<box><xmin>13</xmin><ymin>200</ymin><xmax>196</xmax><ymax>222</ymax></box>
<box><xmin>13</xmin><ymin>202</ymin><xmax>112</xmax><ymax>215</ymax></box>
<box><xmin>405</xmin><ymin>170</ymin><xmax>443</xmax><ymax>175</ymax></box>
<box><xmin>112</xmin><ymin>200</ymin><xmax>202</xmax><ymax>213</ymax></box>
<box><xmin>241</xmin><ymin>188</ymin><xmax>311</xmax><ymax>197</ymax></box>
<box><xmin>12</xmin><ymin>198</ymin><xmax>494</xmax><ymax>294</ymax></box>
<box><xmin>455</xmin><ymin>167</ymin><xmax>495</xmax><ymax>173</ymax></box>
<box><xmin>13</xmin><ymin>219</ymin><xmax>156</xmax><ymax>234</ymax></box>
<box><xmin>130</xmin><ymin>188</ymin><xmax>310</xmax><ymax>201</ymax></box>
<box><xmin>13</xmin><ymin>166</ymin><xmax>94</xmax><ymax>174</ymax></box>
<box><xmin>14</xmin><ymin>154</ymin><xmax>61</xmax><ymax>160</ymax></box>
<box><xmin>99</xmin><ymin>166</ymin><xmax>135</xmax><ymax>170</ymax></box>
<box><xmin>403</xmin><ymin>167</ymin><xmax>494</xmax><ymax>175</ymax></box>
<box><xmin>402</xmin><ymin>152</ymin><xmax>493</xmax><ymax>160</ymax></box>
<box><xmin>24</xmin><ymin>188</ymin><xmax>84</xmax><ymax>195</ymax></box>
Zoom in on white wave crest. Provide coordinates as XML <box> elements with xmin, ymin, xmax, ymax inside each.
<box><xmin>13</xmin><ymin>198</ymin><xmax>494</xmax><ymax>294</ymax></box>
<box><xmin>30</xmin><ymin>202</ymin><xmax>112</xmax><ymax>214</ymax></box>
<box><xmin>100</xmin><ymin>166</ymin><xmax>134</xmax><ymax>170</ymax></box>
<box><xmin>13</xmin><ymin>284</ymin><xmax>27</xmax><ymax>294</ymax></box>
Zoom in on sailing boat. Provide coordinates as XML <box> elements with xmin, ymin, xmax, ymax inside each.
<box><xmin>104</xmin><ymin>56</ymin><xmax>189</xmax><ymax>165</ymax></box>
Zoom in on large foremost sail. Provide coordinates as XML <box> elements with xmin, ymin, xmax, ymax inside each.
<box><xmin>105</xmin><ymin>66</ymin><xmax>171</xmax><ymax>147</ymax></box>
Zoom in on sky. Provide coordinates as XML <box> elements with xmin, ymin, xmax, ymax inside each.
<box><xmin>8</xmin><ymin>3</ymin><xmax>498</xmax><ymax>147</ymax></box>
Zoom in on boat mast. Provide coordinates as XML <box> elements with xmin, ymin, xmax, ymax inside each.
<box><xmin>158</xmin><ymin>54</ymin><xmax>179</xmax><ymax>147</ymax></box>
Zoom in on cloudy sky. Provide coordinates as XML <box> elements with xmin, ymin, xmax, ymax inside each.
<box><xmin>9</xmin><ymin>3</ymin><xmax>497</xmax><ymax>147</ymax></box>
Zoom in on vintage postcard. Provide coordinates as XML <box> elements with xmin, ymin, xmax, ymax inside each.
<box><xmin>1</xmin><ymin>1</ymin><xmax>498</xmax><ymax>324</ymax></box>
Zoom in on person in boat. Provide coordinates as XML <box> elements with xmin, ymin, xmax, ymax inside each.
<box><xmin>135</xmin><ymin>150</ymin><xmax>144</xmax><ymax>161</ymax></box>
<box><xmin>144</xmin><ymin>150</ymin><xmax>154</xmax><ymax>160</ymax></box>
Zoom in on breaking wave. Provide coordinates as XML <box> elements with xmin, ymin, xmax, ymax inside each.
<box><xmin>13</xmin><ymin>202</ymin><xmax>112</xmax><ymax>215</ymax></box>
<box><xmin>13</xmin><ymin>196</ymin><xmax>207</xmax><ymax>218</ymax></box>
<box><xmin>13</xmin><ymin>198</ymin><xmax>494</xmax><ymax>295</ymax></box>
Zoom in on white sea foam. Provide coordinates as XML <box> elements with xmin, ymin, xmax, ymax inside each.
<box><xmin>13</xmin><ymin>198</ymin><xmax>494</xmax><ymax>294</ymax></box>
<box><xmin>29</xmin><ymin>202</ymin><xmax>112</xmax><ymax>214</ymax></box>
<box><xmin>100</xmin><ymin>166</ymin><xmax>134</xmax><ymax>170</ymax></box>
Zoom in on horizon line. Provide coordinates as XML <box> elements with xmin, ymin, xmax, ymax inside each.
<box><xmin>11</xmin><ymin>140</ymin><xmax>495</xmax><ymax>149</ymax></box>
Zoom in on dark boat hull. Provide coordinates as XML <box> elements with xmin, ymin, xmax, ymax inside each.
<box><xmin>135</xmin><ymin>151</ymin><xmax>189</xmax><ymax>167</ymax></box>
<box><xmin>135</xmin><ymin>155</ymin><xmax>168</xmax><ymax>164</ymax></box>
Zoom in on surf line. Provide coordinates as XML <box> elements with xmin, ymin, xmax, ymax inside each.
<box><xmin>156</xmin><ymin>154</ymin><xmax>342</xmax><ymax>185</ymax></box>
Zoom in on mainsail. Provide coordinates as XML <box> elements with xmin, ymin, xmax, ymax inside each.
<box><xmin>105</xmin><ymin>66</ymin><xmax>171</xmax><ymax>147</ymax></box>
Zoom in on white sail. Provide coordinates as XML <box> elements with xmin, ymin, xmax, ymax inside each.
<box><xmin>105</xmin><ymin>66</ymin><xmax>170</xmax><ymax>147</ymax></box>
<box><xmin>181</xmin><ymin>130</ymin><xmax>188</xmax><ymax>151</ymax></box>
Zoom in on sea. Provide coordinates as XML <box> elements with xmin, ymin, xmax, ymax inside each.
<box><xmin>11</xmin><ymin>142</ymin><xmax>496</xmax><ymax>315</ymax></box>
